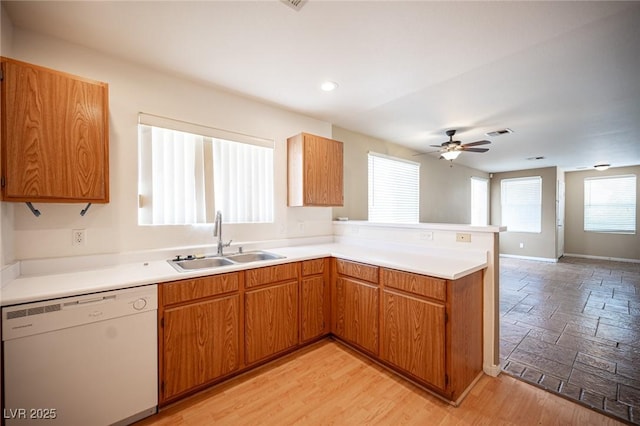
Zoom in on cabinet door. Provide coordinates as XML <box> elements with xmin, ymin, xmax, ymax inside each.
<box><xmin>382</xmin><ymin>290</ymin><xmax>446</xmax><ymax>389</ymax></box>
<box><xmin>332</xmin><ymin>277</ymin><xmax>379</xmax><ymax>355</ymax></box>
<box><xmin>1</xmin><ymin>58</ymin><xmax>109</xmax><ymax>202</ymax></box>
<box><xmin>162</xmin><ymin>295</ymin><xmax>240</xmax><ymax>401</ymax></box>
<box><xmin>301</xmin><ymin>275</ymin><xmax>329</xmax><ymax>342</ymax></box>
<box><xmin>245</xmin><ymin>281</ymin><xmax>299</xmax><ymax>364</ymax></box>
<box><xmin>303</xmin><ymin>134</ymin><xmax>343</xmax><ymax>205</ymax></box>
<box><xmin>303</xmin><ymin>133</ymin><xmax>329</xmax><ymax>205</ymax></box>
<box><xmin>326</xmin><ymin>137</ymin><xmax>344</xmax><ymax>206</ymax></box>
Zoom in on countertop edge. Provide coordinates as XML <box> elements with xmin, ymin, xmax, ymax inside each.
<box><xmin>1</xmin><ymin>244</ymin><xmax>487</xmax><ymax>306</ymax></box>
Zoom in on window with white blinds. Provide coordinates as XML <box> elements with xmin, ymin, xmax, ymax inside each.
<box><xmin>584</xmin><ymin>175</ymin><xmax>636</xmax><ymax>233</ymax></box>
<box><xmin>367</xmin><ymin>152</ymin><xmax>420</xmax><ymax>223</ymax></box>
<box><xmin>138</xmin><ymin>114</ymin><xmax>273</xmax><ymax>225</ymax></box>
<box><xmin>501</xmin><ymin>176</ymin><xmax>542</xmax><ymax>233</ymax></box>
<box><xmin>471</xmin><ymin>177</ymin><xmax>489</xmax><ymax>226</ymax></box>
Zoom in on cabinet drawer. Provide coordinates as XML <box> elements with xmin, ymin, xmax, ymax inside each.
<box><xmin>245</xmin><ymin>262</ymin><xmax>299</xmax><ymax>289</ymax></box>
<box><xmin>302</xmin><ymin>258</ymin><xmax>325</xmax><ymax>276</ymax></box>
<box><xmin>335</xmin><ymin>259</ymin><xmax>379</xmax><ymax>284</ymax></box>
<box><xmin>382</xmin><ymin>269</ymin><xmax>446</xmax><ymax>302</ymax></box>
<box><xmin>163</xmin><ymin>273</ymin><xmax>239</xmax><ymax>306</ymax></box>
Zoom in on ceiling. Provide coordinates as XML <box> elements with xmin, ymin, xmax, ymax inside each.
<box><xmin>3</xmin><ymin>1</ymin><xmax>640</xmax><ymax>173</ymax></box>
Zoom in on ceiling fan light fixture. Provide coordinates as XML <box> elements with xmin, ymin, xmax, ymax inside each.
<box><xmin>594</xmin><ymin>163</ymin><xmax>610</xmax><ymax>171</ymax></box>
<box><xmin>441</xmin><ymin>150</ymin><xmax>461</xmax><ymax>161</ymax></box>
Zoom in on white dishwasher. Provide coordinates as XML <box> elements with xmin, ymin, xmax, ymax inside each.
<box><xmin>2</xmin><ymin>284</ymin><xmax>158</xmax><ymax>426</ymax></box>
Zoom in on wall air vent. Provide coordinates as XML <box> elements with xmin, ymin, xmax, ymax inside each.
<box><xmin>281</xmin><ymin>0</ymin><xmax>307</xmax><ymax>11</ymax></box>
<box><xmin>485</xmin><ymin>128</ymin><xmax>513</xmax><ymax>137</ymax></box>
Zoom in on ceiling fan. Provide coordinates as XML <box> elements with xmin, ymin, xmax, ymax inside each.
<box><xmin>425</xmin><ymin>129</ymin><xmax>491</xmax><ymax>161</ymax></box>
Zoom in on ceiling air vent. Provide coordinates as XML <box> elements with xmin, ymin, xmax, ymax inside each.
<box><xmin>281</xmin><ymin>0</ymin><xmax>307</xmax><ymax>11</ymax></box>
<box><xmin>485</xmin><ymin>128</ymin><xmax>513</xmax><ymax>137</ymax></box>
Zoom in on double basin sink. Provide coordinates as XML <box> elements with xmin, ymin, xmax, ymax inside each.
<box><xmin>168</xmin><ymin>250</ymin><xmax>285</xmax><ymax>272</ymax></box>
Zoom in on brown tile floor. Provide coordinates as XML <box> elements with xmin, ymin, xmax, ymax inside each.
<box><xmin>500</xmin><ymin>256</ymin><xmax>640</xmax><ymax>425</ymax></box>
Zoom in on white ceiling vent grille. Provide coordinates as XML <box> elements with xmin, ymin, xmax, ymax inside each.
<box><xmin>281</xmin><ymin>0</ymin><xmax>307</xmax><ymax>11</ymax></box>
<box><xmin>486</xmin><ymin>128</ymin><xmax>513</xmax><ymax>137</ymax></box>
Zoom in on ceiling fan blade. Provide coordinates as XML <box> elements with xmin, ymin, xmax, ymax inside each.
<box><xmin>462</xmin><ymin>140</ymin><xmax>491</xmax><ymax>147</ymax></box>
<box><xmin>462</xmin><ymin>147</ymin><xmax>489</xmax><ymax>153</ymax></box>
<box><xmin>412</xmin><ymin>149</ymin><xmax>442</xmax><ymax>156</ymax></box>
<box><xmin>429</xmin><ymin>144</ymin><xmax>444</xmax><ymax>148</ymax></box>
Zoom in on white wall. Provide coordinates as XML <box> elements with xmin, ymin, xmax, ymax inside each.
<box><xmin>5</xmin><ymin>29</ymin><xmax>336</xmax><ymax>261</ymax></box>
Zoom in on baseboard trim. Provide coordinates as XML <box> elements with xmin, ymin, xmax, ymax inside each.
<box><xmin>483</xmin><ymin>363</ymin><xmax>501</xmax><ymax>378</ymax></box>
<box><xmin>499</xmin><ymin>254</ymin><xmax>558</xmax><ymax>263</ymax></box>
<box><xmin>563</xmin><ymin>253</ymin><xmax>640</xmax><ymax>264</ymax></box>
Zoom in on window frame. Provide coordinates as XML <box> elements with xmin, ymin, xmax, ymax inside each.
<box><xmin>137</xmin><ymin>113</ymin><xmax>275</xmax><ymax>226</ymax></box>
<box><xmin>470</xmin><ymin>176</ymin><xmax>489</xmax><ymax>226</ymax></box>
<box><xmin>583</xmin><ymin>174</ymin><xmax>636</xmax><ymax>234</ymax></box>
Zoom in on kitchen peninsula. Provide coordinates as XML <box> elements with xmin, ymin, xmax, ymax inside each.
<box><xmin>2</xmin><ymin>221</ymin><xmax>503</xmax><ymax>414</ymax></box>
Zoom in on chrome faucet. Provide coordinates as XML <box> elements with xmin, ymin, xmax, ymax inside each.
<box><xmin>213</xmin><ymin>210</ymin><xmax>232</xmax><ymax>256</ymax></box>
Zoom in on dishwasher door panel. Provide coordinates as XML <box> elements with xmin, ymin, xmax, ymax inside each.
<box><xmin>4</xmin><ymin>310</ymin><xmax>157</xmax><ymax>426</ymax></box>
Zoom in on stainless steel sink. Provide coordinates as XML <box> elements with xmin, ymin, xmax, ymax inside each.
<box><xmin>225</xmin><ymin>250</ymin><xmax>285</xmax><ymax>263</ymax></box>
<box><xmin>169</xmin><ymin>256</ymin><xmax>234</xmax><ymax>272</ymax></box>
<box><xmin>168</xmin><ymin>250</ymin><xmax>285</xmax><ymax>272</ymax></box>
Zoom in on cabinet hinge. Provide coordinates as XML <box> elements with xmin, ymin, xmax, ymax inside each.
<box><xmin>445</xmin><ymin>374</ymin><xmax>449</xmax><ymax>386</ymax></box>
<box><xmin>0</xmin><ymin>68</ymin><xmax>3</xmax><ymax>81</ymax></box>
<box><xmin>1</xmin><ymin>176</ymin><xmax>5</xmax><ymax>188</ymax></box>
<box><xmin>160</xmin><ymin>381</ymin><xmax>165</xmax><ymax>394</ymax></box>
<box><xmin>160</xmin><ymin>317</ymin><xmax>164</xmax><ymax>328</ymax></box>
<box><xmin>444</xmin><ymin>312</ymin><xmax>448</xmax><ymax>323</ymax></box>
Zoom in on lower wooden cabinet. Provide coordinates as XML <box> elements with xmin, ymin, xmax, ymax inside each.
<box><xmin>332</xmin><ymin>276</ymin><xmax>379</xmax><ymax>355</ymax></box>
<box><xmin>158</xmin><ymin>257</ymin><xmax>483</xmax><ymax>407</ymax></box>
<box><xmin>300</xmin><ymin>258</ymin><xmax>330</xmax><ymax>343</ymax></box>
<box><xmin>381</xmin><ymin>268</ymin><xmax>483</xmax><ymax>401</ymax></box>
<box><xmin>245</xmin><ymin>280</ymin><xmax>299</xmax><ymax>364</ymax></box>
<box><xmin>161</xmin><ymin>294</ymin><xmax>240</xmax><ymax>402</ymax></box>
<box><xmin>381</xmin><ymin>291</ymin><xmax>446</xmax><ymax>389</ymax></box>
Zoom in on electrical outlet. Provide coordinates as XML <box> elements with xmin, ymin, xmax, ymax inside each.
<box><xmin>72</xmin><ymin>229</ymin><xmax>86</xmax><ymax>246</ymax></box>
<box><xmin>456</xmin><ymin>233</ymin><xmax>471</xmax><ymax>243</ymax></box>
<box><xmin>419</xmin><ymin>231</ymin><xmax>433</xmax><ymax>241</ymax></box>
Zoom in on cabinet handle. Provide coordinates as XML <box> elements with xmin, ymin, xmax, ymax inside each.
<box><xmin>26</xmin><ymin>202</ymin><xmax>42</xmax><ymax>217</ymax></box>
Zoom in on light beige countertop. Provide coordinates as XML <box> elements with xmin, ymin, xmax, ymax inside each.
<box><xmin>1</xmin><ymin>243</ymin><xmax>487</xmax><ymax>307</ymax></box>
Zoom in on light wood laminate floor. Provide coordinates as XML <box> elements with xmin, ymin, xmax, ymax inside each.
<box><xmin>136</xmin><ymin>339</ymin><xmax>623</xmax><ymax>425</ymax></box>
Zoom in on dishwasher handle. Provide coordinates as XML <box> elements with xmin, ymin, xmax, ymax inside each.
<box><xmin>64</xmin><ymin>295</ymin><xmax>117</xmax><ymax>308</ymax></box>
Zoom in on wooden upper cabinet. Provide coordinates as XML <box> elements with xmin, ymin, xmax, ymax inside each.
<box><xmin>0</xmin><ymin>57</ymin><xmax>109</xmax><ymax>203</ymax></box>
<box><xmin>287</xmin><ymin>132</ymin><xmax>343</xmax><ymax>207</ymax></box>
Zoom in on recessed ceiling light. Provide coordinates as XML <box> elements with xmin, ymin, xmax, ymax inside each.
<box><xmin>320</xmin><ymin>81</ymin><xmax>338</xmax><ymax>92</ymax></box>
<box><xmin>594</xmin><ymin>163</ymin><xmax>610</xmax><ymax>171</ymax></box>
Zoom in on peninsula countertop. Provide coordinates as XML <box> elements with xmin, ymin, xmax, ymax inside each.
<box><xmin>1</xmin><ymin>243</ymin><xmax>487</xmax><ymax>306</ymax></box>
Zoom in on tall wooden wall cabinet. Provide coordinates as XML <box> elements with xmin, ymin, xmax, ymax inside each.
<box><xmin>0</xmin><ymin>57</ymin><xmax>109</xmax><ymax>203</ymax></box>
<box><xmin>287</xmin><ymin>132</ymin><xmax>343</xmax><ymax>206</ymax></box>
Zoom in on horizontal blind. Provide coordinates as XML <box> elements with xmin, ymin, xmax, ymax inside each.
<box><xmin>584</xmin><ymin>175</ymin><xmax>636</xmax><ymax>233</ymax></box>
<box><xmin>501</xmin><ymin>176</ymin><xmax>541</xmax><ymax>233</ymax></box>
<box><xmin>368</xmin><ymin>152</ymin><xmax>419</xmax><ymax>223</ymax></box>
